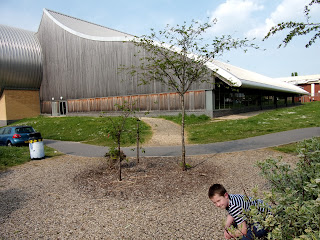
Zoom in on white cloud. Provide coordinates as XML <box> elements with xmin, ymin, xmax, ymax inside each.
<box><xmin>209</xmin><ymin>0</ymin><xmax>264</xmax><ymax>34</ymax></box>
<box><xmin>246</xmin><ymin>0</ymin><xmax>320</xmax><ymax>39</ymax></box>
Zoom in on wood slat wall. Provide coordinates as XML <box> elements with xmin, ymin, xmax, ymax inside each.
<box><xmin>41</xmin><ymin>90</ymin><xmax>205</xmax><ymax>114</ymax></box>
<box><xmin>37</xmin><ymin>13</ymin><xmax>214</xmax><ymax>106</ymax></box>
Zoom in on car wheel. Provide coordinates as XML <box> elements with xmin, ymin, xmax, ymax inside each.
<box><xmin>6</xmin><ymin>141</ymin><xmax>13</xmax><ymax>147</ymax></box>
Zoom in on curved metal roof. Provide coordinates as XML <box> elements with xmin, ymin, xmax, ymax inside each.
<box><xmin>44</xmin><ymin>9</ymin><xmax>134</xmax><ymax>42</ymax></box>
<box><xmin>208</xmin><ymin>60</ymin><xmax>308</xmax><ymax>95</ymax></box>
<box><xmin>0</xmin><ymin>24</ymin><xmax>42</xmax><ymax>95</ymax></box>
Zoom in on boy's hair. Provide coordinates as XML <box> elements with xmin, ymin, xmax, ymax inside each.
<box><xmin>208</xmin><ymin>184</ymin><xmax>227</xmax><ymax>199</ymax></box>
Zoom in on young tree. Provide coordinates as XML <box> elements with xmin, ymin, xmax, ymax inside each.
<box><xmin>264</xmin><ymin>0</ymin><xmax>320</xmax><ymax>48</ymax></box>
<box><xmin>129</xmin><ymin>19</ymin><xmax>257</xmax><ymax>170</ymax></box>
<box><xmin>105</xmin><ymin>101</ymin><xmax>134</xmax><ymax>181</ymax></box>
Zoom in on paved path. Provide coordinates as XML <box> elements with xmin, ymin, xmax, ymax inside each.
<box><xmin>44</xmin><ymin>127</ymin><xmax>320</xmax><ymax>157</ymax></box>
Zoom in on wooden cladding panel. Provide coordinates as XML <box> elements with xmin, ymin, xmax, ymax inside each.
<box><xmin>41</xmin><ymin>91</ymin><xmax>205</xmax><ymax>114</ymax></box>
<box><xmin>37</xmin><ymin>14</ymin><xmax>215</xmax><ymax>103</ymax></box>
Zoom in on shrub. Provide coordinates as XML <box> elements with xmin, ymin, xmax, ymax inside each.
<box><xmin>104</xmin><ymin>147</ymin><xmax>127</xmax><ymax>169</ymax></box>
<box><xmin>254</xmin><ymin>138</ymin><xmax>320</xmax><ymax>239</ymax></box>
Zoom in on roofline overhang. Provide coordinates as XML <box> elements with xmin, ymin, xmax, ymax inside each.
<box><xmin>240</xmin><ymin>79</ymin><xmax>309</xmax><ymax>95</ymax></box>
<box><xmin>205</xmin><ymin>61</ymin><xmax>242</xmax><ymax>87</ymax></box>
<box><xmin>44</xmin><ymin>9</ymin><xmax>135</xmax><ymax>42</ymax></box>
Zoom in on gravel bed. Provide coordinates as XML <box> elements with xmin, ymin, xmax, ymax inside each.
<box><xmin>0</xmin><ymin>149</ymin><xmax>298</xmax><ymax>239</ymax></box>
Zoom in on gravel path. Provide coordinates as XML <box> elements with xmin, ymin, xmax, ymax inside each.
<box><xmin>141</xmin><ymin>117</ymin><xmax>187</xmax><ymax>146</ymax></box>
<box><xmin>0</xmin><ymin>113</ymin><xmax>300</xmax><ymax>239</ymax></box>
<box><xmin>0</xmin><ymin>149</ymin><xmax>298</xmax><ymax>239</ymax></box>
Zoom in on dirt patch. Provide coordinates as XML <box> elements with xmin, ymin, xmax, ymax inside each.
<box><xmin>211</xmin><ymin>110</ymin><xmax>270</xmax><ymax>122</ymax></box>
<box><xmin>73</xmin><ymin>148</ymin><xmax>296</xmax><ymax>202</ymax></box>
<box><xmin>74</xmin><ymin>156</ymin><xmax>222</xmax><ymax>200</ymax></box>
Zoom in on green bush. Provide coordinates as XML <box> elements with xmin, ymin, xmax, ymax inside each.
<box><xmin>255</xmin><ymin>138</ymin><xmax>320</xmax><ymax>239</ymax></box>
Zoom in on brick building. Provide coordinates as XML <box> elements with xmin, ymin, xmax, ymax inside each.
<box><xmin>276</xmin><ymin>75</ymin><xmax>320</xmax><ymax>102</ymax></box>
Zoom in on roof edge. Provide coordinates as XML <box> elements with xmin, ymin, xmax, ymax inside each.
<box><xmin>205</xmin><ymin>61</ymin><xmax>242</xmax><ymax>87</ymax></box>
<box><xmin>43</xmin><ymin>8</ymin><xmax>135</xmax><ymax>42</ymax></box>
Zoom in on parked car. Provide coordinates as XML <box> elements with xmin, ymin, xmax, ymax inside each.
<box><xmin>0</xmin><ymin>126</ymin><xmax>37</xmax><ymax>146</ymax></box>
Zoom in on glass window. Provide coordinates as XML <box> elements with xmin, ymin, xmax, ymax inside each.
<box><xmin>16</xmin><ymin>127</ymin><xmax>34</xmax><ymax>133</ymax></box>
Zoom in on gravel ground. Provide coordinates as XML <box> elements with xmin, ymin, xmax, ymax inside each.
<box><xmin>0</xmin><ymin>115</ymin><xmax>298</xmax><ymax>239</ymax></box>
<box><xmin>0</xmin><ymin>149</ymin><xmax>299</xmax><ymax>239</ymax></box>
<box><xmin>141</xmin><ymin>117</ymin><xmax>188</xmax><ymax>146</ymax></box>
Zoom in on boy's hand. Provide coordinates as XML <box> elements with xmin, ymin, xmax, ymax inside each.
<box><xmin>224</xmin><ymin>228</ymin><xmax>233</xmax><ymax>239</ymax></box>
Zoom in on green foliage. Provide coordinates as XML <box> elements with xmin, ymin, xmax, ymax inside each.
<box><xmin>105</xmin><ymin>146</ymin><xmax>127</xmax><ymax>169</ymax></box>
<box><xmin>102</xmin><ymin>101</ymin><xmax>140</xmax><ymax>181</ymax></box>
<box><xmin>105</xmin><ymin>146</ymin><xmax>122</xmax><ymax>159</ymax></box>
<box><xmin>179</xmin><ymin>162</ymin><xmax>192</xmax><ymax>169</ymax></box>
<box><xmin>254</xmin><ymin>137</ymin><xmax>320</xmax><ymax>239</ymax></box>
<box><xmin>264</xmin><ymin>0</ymin><xmax>320</xmax><ymax>48</ymax></box>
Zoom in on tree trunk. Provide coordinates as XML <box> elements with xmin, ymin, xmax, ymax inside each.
<box><xmin>136</xmin><ymin>118</ymin><xmax>140</xmax><ymax>164</ymax></box>
<box><xmin>118</xmin><ymin>136</ymin><xmax>122</xmax><ymax>181</ymax></box>
<box><xmin>181</xmin><ymin>94</ymin><xmax>186</xmax><ymax>171</ymax></box>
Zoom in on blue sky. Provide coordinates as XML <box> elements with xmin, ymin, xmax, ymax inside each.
<box><xmin>1</xmin><ymin>0</ymin><xmax>319</xmax><ymax>78</ymax></box>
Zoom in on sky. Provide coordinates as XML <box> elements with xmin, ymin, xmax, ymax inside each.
<box><xmin>1</xmin><ymin>0</ymin><xmax>319</xmax><ymax>78</ymax></box>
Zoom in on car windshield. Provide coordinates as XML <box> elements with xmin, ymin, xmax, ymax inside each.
<box><xmin>15</xmin><ymin>127</ymin><xmax>34</xmax><ymax>133</ymax></box>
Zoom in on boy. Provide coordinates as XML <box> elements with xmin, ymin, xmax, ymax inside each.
<box><xmin>208</xmin><ymin>184</ymin><xmax>269</xmax><ymax>240</ymax></box>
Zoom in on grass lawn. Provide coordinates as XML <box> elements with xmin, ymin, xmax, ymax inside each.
<box><xmin>12</xmin><ymin>116</ymin><xmax>152</xmax><ymax>147</ymax></box>
<box><xmin>0</xmin><ymin>146</ymin><xmax>63</xmax><ymax>171</ymax></box>
<box><xmin>160</xmin><ymin>101</ymin><xmax>320</xmax><ymax>144</ymax></box>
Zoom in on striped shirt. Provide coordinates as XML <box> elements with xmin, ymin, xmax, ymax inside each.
<box><xmin>227</xmin><ymin>194</ymin><xmax>268</xmax><ymax>225</ymax></box>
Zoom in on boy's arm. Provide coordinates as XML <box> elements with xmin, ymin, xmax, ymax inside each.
<box><xmin>224</xmin><ymin>215</ymin><xmax>248</xmax><ymax>239</ymax></box>
<box><xmin>237</xmin><ymin>221</ymin><xmax>248</xmax><ymax>237</ymax></box>
<box><xmin>224</xmin><ymin>215</ymin><xmax>234</xmax><ymax>239</ymax></box>
<box><xmin>225</xmin><ymin>214</ymin><xmax>234</xmax><ymax>228</ymax></box>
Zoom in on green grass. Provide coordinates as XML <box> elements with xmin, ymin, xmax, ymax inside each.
<box><xmin>13</xmin><ymin>102</ymin><xmax>318</xmax><ymax>147</ymax></box>
<box><xmin>181</xmin><ymin>102</ymin><xmax>320</xmax><ymax>144</ymax></box>
<box><xmin>271</xmin><ymin>136</ymin><xmax>320</xmax><ymax>154</ymax></box>
<box><xmin>271</xmin><ymin>143</ymin><xmax>300</xmax><ymax>154</ymax></box>
<box><xmin>0</xmin><ymin>146</ymin><xmax>63</xmax><ymax>171</ymax></box>
<box><xmin>159</xmin><ymin>113</ymin><xmax>211</xmax><ymax>125</ymax></box>
<box><xmin>2</xmin><ymin>101</ymin><xmax>319</xmax><ymax>169</ymax></box>
<box><xmin>12</xmin><ymin>116</ymin><xmax>152</xmax><ymax>147</ymax></box>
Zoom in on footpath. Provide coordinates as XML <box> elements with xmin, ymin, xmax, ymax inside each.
<box><xmin>44</xmin><ymin>127</ymin><xmax>320</xmax><ymax>158</ymax></box>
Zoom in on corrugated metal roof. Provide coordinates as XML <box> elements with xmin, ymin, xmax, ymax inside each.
<box><xmin>275</xmin><ymin>74</ymin><xmax>320</xmax><ymax>85</ymax></box>
<box><xmin>0</xmin><ymin>24</ymin><xmax>42</xmax><ymax>95</ymax></box>
<box><xmin>44</xmin><ymin>9</ymin><xmax>134</xmax><ymax>41</ymax></box>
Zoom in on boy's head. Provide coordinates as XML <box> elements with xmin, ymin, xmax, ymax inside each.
<box><xmin>208</xmin><ymin>184</ymin><xmax>229</xmax><ymax>209</ymax></box>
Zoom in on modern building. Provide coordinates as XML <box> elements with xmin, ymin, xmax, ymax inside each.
<box><xmin>0</xmin><ymin>9</ymin><xmax>309</xmax><ymax>126</ymax></box>
<box><xmin>276</xmin><ymin>75</ymin><xmax>320</xmax><ymax>102</ymax></box>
